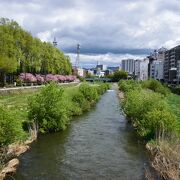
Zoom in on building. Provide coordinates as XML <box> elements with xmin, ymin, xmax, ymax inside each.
<box><xmin>121</xmin><ymin>59</ymin><xmax>135</xmax><ymax>75</ymax></box>
<box><xmin>107</xmin><ymin>66</ymin><xmax>120</xmax><ymax>72</ymax></box>
<box><xmin>150</xmin><ymin>60</ymin><xmax>164</xmax><ymax>80</ymax></box>
<box><xmin>134</xmin><ymin>59</ymin><xmax>149</xmax><ymax>81</ymax></box>
<box><xmin>72</xmin><ymin>67</ymin><xmax>85</xmax><ymax>77</ymax></box>
<box><xmin>164</xmin><ymin>45</ymin><xmax>180</xmax><ymax>83</ymax></box>
<box><xmin>96</xmin><ymin>64</ymin><xmax>107</xmax><ymax>71</ymax></box>
<box><xmin>147</xmin><ymin>47</ymin><xmax>166</xmax><ymax>79</ymax></box>
<box><xmin>96</xmin><ymin>68</ymin><xmax>105</xmax><ymax>77</ymax></box>
<box><xmin>150</xmin><ymin>47</ymin><xmax>166</xmax><ymax>61</ymax></box>
<box><xmin>177</xmin><ymin>60</ymin><xmax>180</xmax><ymax>83</ymax></box>
<box><xmin>134</xmin><ymin>60</ymin><xmax>141</xmax><ymax>79</ymax></box>
<box><xmin>139</xmin><ymin>58</ymin><xmax>149</xmax><ymax>80</ymax></box>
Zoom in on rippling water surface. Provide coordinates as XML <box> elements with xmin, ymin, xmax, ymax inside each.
<box><xmin>14</xmin><ymin>87</ymin><xmax>148</xmax><ymax>180</ymax></box>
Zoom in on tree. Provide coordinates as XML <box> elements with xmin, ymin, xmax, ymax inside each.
<box><xmin>113</xmin><ymin>70</ymin><xmax>128</xmax><ymax>82</ymax></box>
<box><xmin>0</xmin><ymin>17</ymin><xmax>73</xmax><ymax>85</ymax></box>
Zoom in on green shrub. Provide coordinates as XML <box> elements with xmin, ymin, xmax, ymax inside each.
<box><xmin>123</xmin><ymin>90</ymin><xmax>162</xmax><ymax>120</ymax></box>
<box><xmin>119</xmin><ymin>80</ymin><xmax>141</xmax><ymax>93</ymax></box>
<box><xmin>0</xmin><ymin>106</ymin><xmax>26</xmax><ymax>146</ymax></box>
<box><xmin>141</xmin><ymin>108</ymin><xmax>177</xmax><ymax>139</ymax></box>
<box><xmin>95</xmin><ymin>83</ymin><xmax>109</xmax><ymax>95</ymax></box>
<box><xmin>79</xmin><ymin>83</ymin><xmax>99</xmax><ymax>103</ymax></box>
<box><xmin>122</xmin><ymin>87</ymin><xmax>178</xmax><ymax>140</ymax></box>
<box><xmin>72</xmin><ymin>91</ymin><xmax>91</xmax><ymax>112</ymax></box>
<box><xmin>141</xmin><ymin>79</ymin><xmax>170</xmax><ymax>96</ymax></box>
<box><xmin>28</xmin><ymin>82</ymin><xmax>70</xmax><ymax>133</ymax></box>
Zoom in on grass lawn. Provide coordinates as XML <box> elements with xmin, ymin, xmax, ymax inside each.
<box><xmin>166</xmin><ymin>93</ymin><xmax>180</xmax><ymax>133</ymax></box>
<box><xmin>0</xmin><ymin>84</ymin><xmax>80</xmax><ymax>123</ymax></box>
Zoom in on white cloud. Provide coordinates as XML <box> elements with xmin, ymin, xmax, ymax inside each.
<box><xmin>37</xmin><ymin>31</ymin><xmax>52</xmax><ymax>42</ymax></box>
<box><xmin>1</xmin><ymin>0</ymin><xmax>180</xmax><ymax>64</ymax></box>
<box><xmin>67</xmin><ymin>53</ymin><xmax>146</xmax><ymax>68</ymax></box>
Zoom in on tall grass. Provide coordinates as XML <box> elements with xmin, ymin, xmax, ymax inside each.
<box><xmin>119</xmin><ymin>79</ymin><xmax>180</xmax><ymax>180</ymax></box>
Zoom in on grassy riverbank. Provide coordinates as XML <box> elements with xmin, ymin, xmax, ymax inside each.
<box><xmin>0</xmin><ymin>82</ymin><xmax>109</xmax><ymax>174</ymax></box>
<box><xmin>166</xmin><ymin>94</ymin><xmax>180</xmax><ymax>132</ymax></box>
<box><xmin>118</xmin><ymin>79</ymin><xmax>180</xmax><ymax>180</ymax></box>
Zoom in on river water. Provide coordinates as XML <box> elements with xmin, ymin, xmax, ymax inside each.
<box><xmin>14</xmin><ymin>87</ymin><xmax>148</xmax><ymax>180</ymax></box>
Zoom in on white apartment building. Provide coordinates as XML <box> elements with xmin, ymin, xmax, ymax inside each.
<box><xmin>121</xmin><ymin>59</ymin><xmax>135</xmax><ymax>75</ymax></box>
<box><xmin>150</xmin><ymin>60</ymin><xmax>164</xmax><ymax>80</ymax></box>
<box><xmin>135</xmin><ymin>59</ymin><xmax>149</xmax><ymax>81</ymax></box>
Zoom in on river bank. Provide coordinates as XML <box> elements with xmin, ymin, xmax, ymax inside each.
<box><xmin>0</xmin><ymin>82</ymin><xmax>109</xmax><ymax>179</ymax></box>
<box><xmin>118</xmin><ymin>79</ymin><xmax>180</xmax><ymax>180</ymax></box>
<box><xmin>13</xmin><ymin>84</ymin><xmax>148</xmax><ymax>179</ymax></box>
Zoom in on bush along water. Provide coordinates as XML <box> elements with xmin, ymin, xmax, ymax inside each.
<box><xmin>28</xmin><ymin>82</ymin><xmax>110</xmax><ymax>134</ymax></box>
<box><xmin>0</xmin><ymin>82</ymin><xmax>109</xmax><ymax>176</ymax></box>
<box><xmin>119</xmin><ymin>79</ymin><xmax>180</xmax><ymax>180</ymax></box>
<box><xmin>0</xmin><ymin>106</ymin><xmax>27</xmax><ymax>172</ymax></box>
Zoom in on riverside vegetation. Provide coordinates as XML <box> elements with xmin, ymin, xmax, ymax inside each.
<box><xmin>118</xmin><ymin>79</ymin><xmax>180</xmax><ymax>180</ymax></box>
<box><xmin>0</xmin><ymin>82</ymin><xmax>110</xmax><ymax>175</ymax></box>
<box><xmin>0</xmin><ymin>18</ymin><xmax>72</xmax><ymax>86</ymax></box>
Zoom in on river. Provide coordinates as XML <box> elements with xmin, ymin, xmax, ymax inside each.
<box><xmin>14</xmin><ymin>87</ymin><xmax>149</xmax><ymax>180</ymax></box>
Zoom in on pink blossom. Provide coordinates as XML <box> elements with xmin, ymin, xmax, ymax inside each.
<box><xmin>55</xmin><ymin>75</ymin><xmax>66</xmax><ymax>82</ymax></box>
<box><xmin>45</xmin><ymin>74</ymin><xmax>58</xmax><ymax>82</ymax></box>
<box><xmin>19</xmin><ymin>73</ymin><xmax>37</xmax><ymax>82</ymax></box>
<box><xmin>36</xmin><ymin>74</ymin><xmax>45</xmax><ymax>83</ymax></box>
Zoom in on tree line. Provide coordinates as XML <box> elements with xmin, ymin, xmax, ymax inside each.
<box><xmin>0</xmin><ymin>18</ymin><xmax>72</xmax><ymax>86</ymax></box>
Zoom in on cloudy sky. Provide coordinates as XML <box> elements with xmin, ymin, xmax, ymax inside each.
<box><xmin>1</xmin><ymin>0</ymin><xmax>180</xmax><ymax>67</ymax></box>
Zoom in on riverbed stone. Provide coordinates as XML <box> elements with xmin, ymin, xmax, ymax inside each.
<box><xmin>7</xmin><ymin>144</ymin><xmax>29</xmax><ymax>157</ymax></box>
<box><xmin>1</xmin><ymin>158</ymin><xmax>19</xmax><ymax>178</ymax></box>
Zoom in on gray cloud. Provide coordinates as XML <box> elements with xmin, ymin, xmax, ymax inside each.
<box><xmin>1</xmin><ymin>0</ymin><xmax>180</xmax><ymax>66</ymax></box>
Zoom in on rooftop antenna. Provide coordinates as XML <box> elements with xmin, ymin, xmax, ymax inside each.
<box><xmin>53</xmin><ymin>37</ymin><xmax>57</xmax><ymax>47</ymax></box>
<box><xmin>75</xmin><ymin>43</ymin><xmax>80</xmax><ymax>68</ymax></box>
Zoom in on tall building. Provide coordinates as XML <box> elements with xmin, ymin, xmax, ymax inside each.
<box><xmin>150</xmin><ymin>60</ymin><xmax>164</xmax><ymax>80</ymax></box>
<box><xmin>150</xmin><ymin>47</ymin><xmax>166</xmax><ymax>61</ymax></box>
<box><xmin>164</xmin><ymin>45</ymin><xmax>180</xmax><ymax>82</ymax></box>
<box><xmin>177</xmin><ymin>60</ymin><xmax>180</xmax><ymax>83</ymax></box>
<box><xmin>135</xmin><ymin>59</ymin><xmax>149</xmax><ymax>81</ymax></box>
<box><xmin>121</xmin><ymin>59</ymin><xmax>135</xmax><ymax>75</ymax></box>
<box><xmin>147</xmin><ymin>47</ymin><xmax>166</xmax><ymax>79</ymax></box>
<box><xmin>134</xmin><ymin>60</ymin><xmax>140</xmax><ymax>78</ymax></box>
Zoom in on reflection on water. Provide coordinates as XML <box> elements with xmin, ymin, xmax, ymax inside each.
<box><xmin>14</xmin><ymin>88</ymin><xmax>148</xmax><ymax>180</ymax></box>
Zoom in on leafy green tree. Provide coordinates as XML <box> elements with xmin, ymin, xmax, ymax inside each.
<box><xmin>0</xmin><ymin>56</ymin><xmax>17</xmax><ymax>85</ymax></box>
<box><xmin>0</xmin><ymin>17</ymin><xmax>73</xmax><ymax>85</ymax></box>
<box><xmin>113</xmin><ymin>70</ymin><xmax>128</xmax><ymax>82</ymax></box>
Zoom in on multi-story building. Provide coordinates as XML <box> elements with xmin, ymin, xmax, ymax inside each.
<box><xmin>134</xmin><ymin>60</ymin><xmax>140</xmax><ymax>78</ymax></box>
<box><xmin>177</xmin><ymin>60</ymin><xmax>180</xmax><ymax>83</ymax></box>
<box><xmin>150</xmin><ymin>60</ymin><xmax>164</xmax><ymax>80</ymax></box>
<box><xmin>121</xmin><ymin>59</ymin><xmax>135</xmax><ymax>75</ymax></box>
<box><xmin>164</xmin><ymin>45</ymin><xmax>180</xmax><ymax>83</ymax></box>
<box><xmin>107</xmin><ymin>66</ymin><xmax>120</xmax><ymax>72</ymax></box>
<box><xmin>147</xmin><ymin>47</ymin><xmax>166</xmax><ymax>79</ymax></box>
<box><xmin>150</xmin><ymin>47</ymin><xmax>166</xmax><ymax>61</ymax></box>
<box><xmin>96</xmin><ymin>64</ymin><xmax>107</xmax><ymax>71</ymax></box>
<box><xmin>134</xmin><ymin>59</ymin><xmax>149</xmax><ymax>81</ymax></box>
